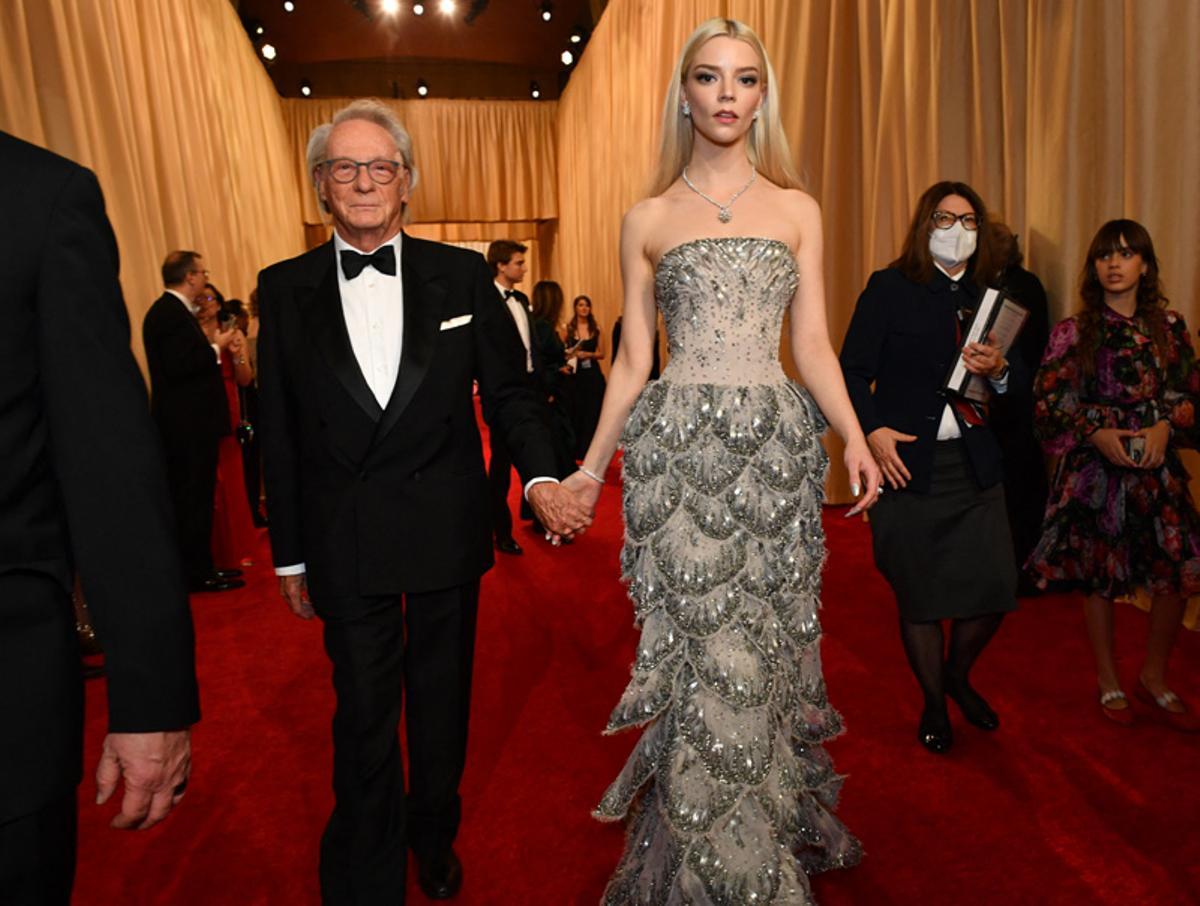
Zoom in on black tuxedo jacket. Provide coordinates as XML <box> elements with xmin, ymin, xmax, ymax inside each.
<box><xmin>143</xmin><ymin>291</ymin><xmax>229</xmax><ymax>444</ymax></box>
<box><xmin>0</xmin><ymin>132</ymin><xmax>199</xmax><ymax>821</ymax></box>
<box><xmin>496</xmin><ymin>286</ymin><xmax>533</xmax><ymax>376</ymax></box>
<box><xmin>840</xmin><ymin>267</ymin><xmax>1027</xmax><ymax>494</ymax></box>
<box><xmin>256</xmin><ymin>234</ymin><xmax>556</xmax><ymax>599</ymax></box>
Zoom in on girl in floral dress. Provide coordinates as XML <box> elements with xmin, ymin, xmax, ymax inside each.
<box><xmin>1028</xmin><ymin>219</ymin><xmax>1200</xmax><ymax>732</ymax></box>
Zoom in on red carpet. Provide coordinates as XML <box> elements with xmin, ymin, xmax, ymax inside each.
<box><xmin>75</xmin><ymin>470</ymin><xmax>1200</xmax><ymax>904</ymax></box>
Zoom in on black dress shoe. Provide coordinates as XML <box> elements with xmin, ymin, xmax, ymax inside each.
<box><xmin>918</xmin><ymin>706</ymin><xmax>953</xmax><ymax>754</ymax></box>
<box><xmin>189</xmin><ymin>577</ymin><xmax>246</xmax><ymax>593</ymax></box>
<box><xmin>496</xmin><ymin>538</ymin><xmax>523</xmax><ymax>556</ymax></box>
<box><xmin>946</xmin><ymin>678</ymin><xmax>1000</xmax><ymax>731</ymax></box>
<box><xmin>417</xmin><ymin>849</ymin><xmax>462</xmax><ymax>900</ymax></box>
<box><xmin>214</xmin><ymin>568</ymin><xmax>243</xmax><ymax>579</ymax></box>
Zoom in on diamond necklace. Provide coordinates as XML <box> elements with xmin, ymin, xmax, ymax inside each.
<box><xmin>681</xmin><ymin>167</ymin><xmax>757</xmax><ymax>223</ymax></box>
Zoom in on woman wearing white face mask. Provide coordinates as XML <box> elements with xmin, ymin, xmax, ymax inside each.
<box><xmin>840</xmin><ymin>181</ymin><xmax>1022</xmax><ymax>755</ymax></box>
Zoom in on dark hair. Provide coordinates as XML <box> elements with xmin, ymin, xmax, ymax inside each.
<box><xmin>486</xmin><ymin>239</ymin><xmax>527</xmax><ymax>273</ymax></box>
<box><xmin>567</xmin><ymin>294</ymin><xmax>598</xmax><ymax>342</ymax></box>
<box><xmin>890</xmin><ymin>181</ymin><xmax>998</xmax><ymax>288</ymax></box>
<box><xmin>530</xmin><ymin>280</ymin><xmax>565</xmax><ymax>325</ymax></box>
<box><xmin>1076</xmin><ymin>219</ymin><xmax>1168</xmax><ymax>379</ymax></box>
<box><xmin>161</xmin><ymin>250</ymin><xmax>201</xmax><ymax>287</ymax></box>
<box><xmin>204</xmin><ymin>282</ymin><xmax>226</xmax><ymax>305</ymax></box>
<box><xmin>988</xmin><ymin>220</ymin><xmax>1023</xmax><ymax>274</ymax></box>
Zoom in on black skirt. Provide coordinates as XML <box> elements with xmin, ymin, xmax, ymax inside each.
<box><xmin>869</xmin><ymin>440</ymin><xmax>1018</xmax><ymax>622</ymax></box>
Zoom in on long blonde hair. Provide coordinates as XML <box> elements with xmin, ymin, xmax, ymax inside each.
<box><xmin>649</xmin><ymin>18</ymin><xmax>802</xmax><ymax>197</ymax></box>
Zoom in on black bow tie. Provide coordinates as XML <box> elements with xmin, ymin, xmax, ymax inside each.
<box><xmin>503</xmin><ymin>289</ymin><xmax>516</xmax><ymax>299</ymax></box>
<box><xmin>340</xmin><ymin>245</ymin><xmax>397</xmax><ymax>280</ymax></box>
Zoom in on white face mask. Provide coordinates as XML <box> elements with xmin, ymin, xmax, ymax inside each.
<box><xmin>928</xmin><ymin>222</ymin><xmax>978</xmax><ymax>269</ymax></box>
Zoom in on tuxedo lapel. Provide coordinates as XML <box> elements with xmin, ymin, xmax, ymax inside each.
<box><xmin>376</xmin><ymin>239</ymin><xmax>441</xmax><ymax>440</ymax></box>
<box><xmin>302</xmin><ymin>247</ymin><xmax>384</xmax><ymax>421</ymax></box>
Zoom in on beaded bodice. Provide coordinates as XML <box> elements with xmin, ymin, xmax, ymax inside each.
<box><xmin>654</xmin><ymin>237</ymin><xmax>799</xmax><ymax>385</ymax></box>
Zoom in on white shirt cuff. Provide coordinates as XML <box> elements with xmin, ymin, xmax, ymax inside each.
<box><xmin>523</xmin><ymin>476</ymin><xmax>558</xmax><ymax>499</ymax></box>
<box><xmin>988</xmin><ymin>371</ymin><xmax>1010</xmax><ymax>394</ymax></box>
<box><xmin>212</xmin><ymin>343</ymin><xmax>221</xmax><ymax>362</ymax></box>
<box><xmin>275</xmin><ymin>563</ymin><xmax>306</xmax><ymax>576</ymax></box>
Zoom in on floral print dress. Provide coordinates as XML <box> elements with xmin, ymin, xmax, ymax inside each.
<box><xmin>1027</xmin><ymin>306</ymin><xmax>1200</xmax><ymax>598</ymax></box>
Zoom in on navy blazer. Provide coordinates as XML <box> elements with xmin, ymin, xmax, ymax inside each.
<box><xmin>840</xmin><ymin>266</ymin><xmax>1025</xmax><ymax>494</ymax></box>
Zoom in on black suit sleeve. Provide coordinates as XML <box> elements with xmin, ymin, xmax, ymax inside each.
<box><xmin>36</xmin><ymin>167</ymin><xmax>199</xmax><ymax>732</ymax></box>
<box><xmin>146</xmin><ymin>303</ymin><xmax>219</xmax><ymax>382</ymax></box>
<box><xmin>255</xmin><ymin>267</ymin><xmax>303</xmax><ymax>568</ymax></box>
<box><xmin>469</xmin><ymin>256</ymin><xmax>557</xmax><ymax>482</ymax></box>
<box><xmin>839</xmin><ymin>271</ymin><xmax>890</xmax><ymax>436</ymax></box>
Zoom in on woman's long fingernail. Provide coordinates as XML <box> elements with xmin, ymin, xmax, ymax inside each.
<box><xmin>850</xmin><ymin>484</ymin><xmax>860</xmax><ymax>496</ymax></box>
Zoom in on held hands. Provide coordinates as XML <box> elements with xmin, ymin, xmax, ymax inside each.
<box><xmin>1139</xmin><ymin>420</ymin><xmax>1171</xmax><ymax>468</ymax></box>
<box><xmin>1089</xmin><ymin>422</ymin><xmax>1170</xmax><ymax>469</ymax></box>
<box><xmin>527</xmin><ymin>481</ymin><xmax>594</xmax><ymax>544</ymax></box>
<box><xmin>280</xmin><ymin>573</ymin><xmax>315</xmax><ymax>620</ymax></box>
<box><xmin>962</xmin><ymin>330</ymin><xmax>1006</xmax><ymax>378</ymax></box>
<box><xmin>95</xmin><ymin>729</ymin><xmax>191</xmax><ymax>830</ymax></box>
<box><xmin>562</xmin><ymin>469</ymin><xmax>603</xmax><ymax>513</ymax></box>
<box><xmin>843</xmin><ymin>438</ymin><xmax>883</xmax><ymax>516</ymax></box>
<box><xmin>868</xmin><ymin>427</ymin><xmax>917</xmax><ymax>489</ymax></box>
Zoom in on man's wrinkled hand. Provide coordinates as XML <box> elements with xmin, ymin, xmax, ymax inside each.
<box><xmin>527</xmin><ymin>482</ymin><xmax>593</xmax><ymax>543</ymax></box>
<box><xmin>95</xmin><ymin>730</ymin><xmax>191</xmax><ymax>831</ymax></box>
<box><xmin>280</xmin><ymin>573</ymin><xmax>314</xmax><ymax>619</ymax></box>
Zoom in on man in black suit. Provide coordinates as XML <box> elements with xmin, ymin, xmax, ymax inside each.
<box><xmin>485</xmin><ymin>239</ymin><xmax>534</xmax><ymax>554</ymax></box>
<box><xmin>0</xmin><ymin>131</ymin><xmax>198</xmax><ymax>904</ymax></box>
<box><xmin>143</xmin><ymin>251</ymin><xmax>244</xmax><ymax>592</ymax></box>
<box><xmin>256</xmin><ymin>100</ymin><xmax>590</xmax><ymax>904</ymax></box>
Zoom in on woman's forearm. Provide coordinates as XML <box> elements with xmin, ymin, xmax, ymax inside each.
<box><xmin>579</xmin><ymin>355</ymin><xmax>650</xmax><ymax>475</ymax></box>
<box><xmin>793</xmin><ymin>336</ymin><xmax>867</xmax><ymax>446</ymax></box>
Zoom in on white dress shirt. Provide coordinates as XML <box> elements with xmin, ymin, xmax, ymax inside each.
<box><xmin>935</xmin><ymin>264</ymin><xmax>1008</xmax><ymax>440</ymax></box>
<box><xmin>337</xmin><ymin>231</ymin><xmax>405</xmax><ymax>408</ymax></box>
<box><xmin>495</xmin><ymin>280</ymin><xmax>533</xmax><ymax>373</ymax></box>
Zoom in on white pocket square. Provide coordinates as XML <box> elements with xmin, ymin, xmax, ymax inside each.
<box><xmin>439</xmin><ymin>314</ymin><xmax>472</xmax><ymax>331</ymax></box>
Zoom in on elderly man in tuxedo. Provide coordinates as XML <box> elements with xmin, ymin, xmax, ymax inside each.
<box><xmin>0</xmin><ymin>131</ymin><xmax>198</xmax><ymax>904</ymax></box>
<box><xmin>256</xmin><ymin>99</ymin><xmax>591</xmax><ymax>904</ymax></box>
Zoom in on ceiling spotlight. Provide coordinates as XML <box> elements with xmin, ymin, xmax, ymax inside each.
<box><xmin>255</xmin><ymin>24</ymin><xmax>265</xmax><ymax>35</ymax></box>
<box><xmin>438</xmin><ymin>0</ymin><xmax>456</xmax><ymax>14</ymax></box>
<box><xmin>560</xmin><ymin>49</ymin><xmax>573</xmax><ymax>66</ymax></box>
<box><xmin>261</xmin><ymin>43</ymin><xmax>278</xmax><ymax>61</ymax></box>
<box><xmin>381</xmin><ymin>0</ymin><xmax>400</xmax><ymax>14</ymax></box>
<box><xmin>530</xmin><ymin>81</ymin><xmax>541</xmax><ymax>99</ymax></box>
<box><xmin>300</xmin><ymin>78</ymin><xmax>312</xmax><ymax>97</ymax></box>
<box><xmin>411</xmin><ymin>1</ymin><xmax>424</xmax><ymax>14</ymax></box>
<box><xmin>283</xmin><ymin>0</ymin><xmax>295</xmax><ymax>11</ymax></box>
<box><xmin>416</xmin><ymin>79</ymin><xmax>429</xmax><ymax>97</ymax></box>
<box><xmin>569</xmin><ymin>26</ymin><xmax>585</xmax><ymax>44</ymax></box>
<box><xmin>540</xmin><ymin>3</ymin><xmax>552</xmax><ymax>22</ymax></box>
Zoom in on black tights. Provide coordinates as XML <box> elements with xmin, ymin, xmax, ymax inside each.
<box><xmin>899</xmin><ymin>613</ymin><xmax>1005</xmax><ymax>711</ymax></box>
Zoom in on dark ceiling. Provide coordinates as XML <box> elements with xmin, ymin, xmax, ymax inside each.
<box><xmin>232</xmin><ymin>0</ymin><xmax>603</xmax><ymax>100</ymax></box>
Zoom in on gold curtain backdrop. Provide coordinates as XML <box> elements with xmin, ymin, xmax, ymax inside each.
<box><xmin>280</xmin><ymin>98</ymin><xmax>559</xmax><ymax>226</ymax></box>
<box><xmin>0</xmin><ymin>0</ymin><xmax>305</xmax><ymax>369</ymax></box>
<box><xmin>552</xmin><ymin>0</ymin><xmax>1200</xmax><ymax>503</ymax></box>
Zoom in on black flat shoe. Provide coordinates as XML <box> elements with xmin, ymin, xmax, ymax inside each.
<box><xmin>946</xmin><ymin>678</ymin><xmax>1000</xmax><ymax>731</ymax></box>
<box><xmin>417</xmin><ymin>849</ymin><xmax>462</xmax><ymax>900</ymax></box>
<box><xmin>918</xmin><ymin>706</ymin><xmax>953</xmax><ymax>754</ymax></box>
<box><xmin>496</xmin><ymin>538</ymin><xmax>523</xmax><ymax>556</ymax></box>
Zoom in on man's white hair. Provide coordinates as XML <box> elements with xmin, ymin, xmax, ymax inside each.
<box><xmin>306</xmin><ymin>99</ymin><xmax>420</xmax><ymax>216</ymax></box>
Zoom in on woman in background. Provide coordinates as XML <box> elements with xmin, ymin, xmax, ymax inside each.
<box><xmin>564</xmin><ymin>294</ymin><xmax>606</xmax><ymax>458</ymax></box>
<box><xmin>1028</xmin><ymin>219</ymin><xmax>1200</xmax><ymax>732</ymax></box>
<box><xmin>841</xmin><ymin>181</ymin><xmax>1018</xmax><ymax>755</ymax></box>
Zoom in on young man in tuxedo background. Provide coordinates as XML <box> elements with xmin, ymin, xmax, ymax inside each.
<box><xmin>485</xmin><ymin>239</ymin><xmax>535</xmax><ymax>554</ymax></box>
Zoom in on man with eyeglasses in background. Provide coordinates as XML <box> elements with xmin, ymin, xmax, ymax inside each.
<box><xmin>255</xmin><ymin>99</ymin><xmax>592</xmax><ymax>904</ymax></box>
<box><xmin>143</xmin><ymin>250</ymin><xmax>245</xmax><ymax>593</ymax></box>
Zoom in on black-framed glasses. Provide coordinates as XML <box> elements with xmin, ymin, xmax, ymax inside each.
<box><xmin>931</xmin><ymin>210</ymin><xmax>979</xmax><ymax>231</ymax></box>
<box><xmin>322</xmin><ymin>158</ymin><xmax>403</xmax><ymax>185</ymax></box>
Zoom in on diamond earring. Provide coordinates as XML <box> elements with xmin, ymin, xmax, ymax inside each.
<box><xmin>681</xmin><ymin>99</ymin><xmax>691</xmax><ymax>118</ymax></box>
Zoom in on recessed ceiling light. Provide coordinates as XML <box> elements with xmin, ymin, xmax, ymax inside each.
<box><xmin>412</xmin><ymin>2</ymin><xmax>424</xmax><ymax>14</ymax></box>
<box><xmin>530</xmin><ymin>81</ymin><xmax>541</xmax><ymax>99</ymax></box>
<box><xmin>300</xmin><ymin>79</ymin><xmax>312</xmax><ymax>97</ymax></box>
<box><xmin>438</xmin><ymin>0</ymin><xmax>456</xmax><ymax>15</ymax></box>
<box><xmin>261</xmin><ymin>43</ymin><xmax>277</xmax><ymax>61</ymax></box>
<box><xmin>255</xmin><ymin>24</ymin><xmax>265</xmax><ymax>35</ymax></box>
<box><xmin>570</xmin><ymin>26</ymin><xmax>584</xmax><ymax>44</ymax></box>
<box><xmin>283</xmin><ymin>1</ymin><xmax>295</xmax><ymax>12</ymax></box>
<box><xmin>540</xmin><ymin>3</ymin><xmax>553</xmax><ymax>22</ymax></box>
<box><xmin>560</xmin><ymin>49</ymin><xmax>573</xmax><ymax>66</ymax></box>
<box><xmin>381</xmin><ymin>0</ymin><xmax>401</xmax><ymax>14</ymax></box>
<box><xmin>416</xmin><ymin>79</ymin><xmax>429</xmax><ymax>97</ymax></box>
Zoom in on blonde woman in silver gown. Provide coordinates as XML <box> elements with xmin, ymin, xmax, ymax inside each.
<box><xmin>560</xmin><ymin>18</ymin><xmax>882</xmax><ymax>905</ymax></box>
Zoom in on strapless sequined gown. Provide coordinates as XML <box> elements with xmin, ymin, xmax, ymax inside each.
<box><xmin>595</xmin><ymin>237</ymin><xmax>861</xmax><ymax>904</ymax></box>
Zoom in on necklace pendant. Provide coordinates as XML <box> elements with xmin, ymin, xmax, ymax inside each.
<box><xmin>718</xmin><ymin>207</ymin><xmax>732</xmax><ymax>224</ymax></box>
